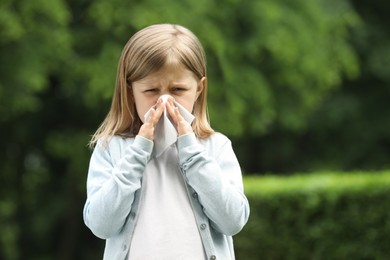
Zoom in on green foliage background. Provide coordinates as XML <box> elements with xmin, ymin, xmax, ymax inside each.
<box><xmin>235</xmin><ymin>172</ymin><xmax>390</xmax><ymax>259</ymax></box>
<box><xmin>0</xmin><ymin>0</ymin><xmax>389</xmax><ymax>259</ymax></box>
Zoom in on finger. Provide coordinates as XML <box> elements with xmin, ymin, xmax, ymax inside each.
<box><xmin>166</xmin><ymin>99</ymin><xmax>179</xmax><ymax>123</ymax></box>
<box><xmin>155</xmin><ymin>99</ymin><xmax>165</xmax><ymax>116</ymax></box>
<box><xmin>166</xmin><ymin>96</ymin><xmax>175</xmax><ymax>103</ymax></box>
<box><xmin>175</xmin><ymin>108</ymin><xmax>193</xmax><ymax>136</ymax></box>
<box><xmin>149</xmin><ymin>100</ymin><xmax>164</xmax><ymax>125</ymax></box>
<box><xmin>138</xmin><ymin>101</ymin><xmax>164</xmax><ymax>140</ymax></box>
<box><xmin>166</xmin><ymin>101</ymin><xmax>192</xmax><ymax>135</ymax></box>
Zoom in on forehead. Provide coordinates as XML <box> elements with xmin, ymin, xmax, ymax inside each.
<box><xmin>136</xmin><ymin>61</ymin><xmax>196</xmax><ymax>84</ymax></box>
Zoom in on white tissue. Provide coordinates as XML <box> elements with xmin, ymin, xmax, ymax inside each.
<box><xmin>144</xmin><ymin>95</ymin><xmax>195</xmax><ymax>157</ymax></box>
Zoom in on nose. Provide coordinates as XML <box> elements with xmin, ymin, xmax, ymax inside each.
<box><xmin>160</xmin><ymin>88</ymin><xmax>171</xmax><ymax>96</ymax></box>
<box><xmin>158</xmin><ymin>94</ymin><xmax>175</xmax><ymax>104</ymax></box>
<box><xmin>159</xmin><ymin>94</ymin><xmax>170</xmax><ymax>104</ymax></box>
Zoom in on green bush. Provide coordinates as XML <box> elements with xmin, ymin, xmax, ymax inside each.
<box><xmin>234</xmin><ymin>171</ymin><xmax>390</xmax><ymax>259</ymax></box>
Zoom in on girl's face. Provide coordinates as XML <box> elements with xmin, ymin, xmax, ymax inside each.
<box><xmin>132</xmin><ymin>62</ymin><xmax>205</xmax><ymax>122</ymax></box>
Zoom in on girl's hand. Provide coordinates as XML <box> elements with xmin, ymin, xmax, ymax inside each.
<box><xmin>138</xmin><ymin>99</ymin><xmax>164</xmax><ymax>140</ymax></box>
<box><xmin>166</xmin><ymin>98</ymin><xmax>193</xmax><ymax>136</ymax></box>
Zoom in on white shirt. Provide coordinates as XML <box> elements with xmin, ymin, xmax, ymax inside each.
<box><xmin>128</xmin><ymin>145</ymin><xmax>206</xmax><ymax>259</ymax></box>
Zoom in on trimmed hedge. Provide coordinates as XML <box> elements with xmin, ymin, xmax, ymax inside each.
<box><xmin>234</xmin><ymin>171</ymin><xmax>390</xmax><ymax>259</ymax></box>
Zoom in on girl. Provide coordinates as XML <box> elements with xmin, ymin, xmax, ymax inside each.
<box><xmin>83</xmin><ymin>23</ymin><xmax>250</xmax><ymax>260</ymax></box>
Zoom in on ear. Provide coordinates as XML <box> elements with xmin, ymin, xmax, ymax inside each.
<box><xmin>196</xmin><ymin>77</ymin><xmax>206</xmax><ymax>99</ymax></box>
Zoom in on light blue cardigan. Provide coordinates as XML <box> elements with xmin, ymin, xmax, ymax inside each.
<box><xmin>83</xmin><ymin>133</ymin><xmax>250</xmax><ymax>260</ymax></box>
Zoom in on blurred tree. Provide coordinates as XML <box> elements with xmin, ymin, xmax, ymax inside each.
<box><xmin>237</xmin><ymin>0</ymin><xmax>390</xmax><ymax>173</ymax></box>
<box><xmin>0</xmin><ymin>0</ymin><xmax>385</xmax><ymax>259</ymax></box>
<box><xmin>303</xmin><ymin>0</ymin><xmax>390</xmax><ymax>171</ymax></box>
<box><xmin>0</xmin><ymin>1</ymin><xmax>77</xmax><ymax>259</ymax></box>
<box><xmin>205</xmin><ymin>0</ymin><xmax>360</xmax><ymax>136</ymax></box>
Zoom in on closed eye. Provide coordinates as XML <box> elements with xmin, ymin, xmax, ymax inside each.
<box><xmin>144</xmin><ymin>88</ymin><xmax>159</xmax><ymax>93</ymax></box>
<box><xmin>171</xmin><ymin>87</ymin><xmax>186</xmax><ymax>92</ymax></box>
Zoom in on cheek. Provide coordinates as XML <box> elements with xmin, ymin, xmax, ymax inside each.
<box><xmin>134</xmin><ymin>99</ymin><xmax>157</xmax><ymax>122</ymax></box>
<box><xmin>175</xmin><ymin>97</ymin><xmax>196</xmax><ymax>113</ymax></box>
<box><xmin>184</xmin><ymin>102</ymin><xmax>195</xmax><ymax>113</ymax></box>
<box><xmin>133</xmin><ymin>104</ymin><xmax>144</xmax><ymax>123</ymax></box>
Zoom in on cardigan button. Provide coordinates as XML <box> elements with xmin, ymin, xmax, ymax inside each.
<box><xmin>200</xmin><ymin>223</ymin><xmax>207</xmax><ymax>230</ymax></box>
<box><xmin>192</xmin><ymin>192</ymin><xmax>198</xmax><ymax>199</ymax></box>
<box><xmin>210</xmin><ymin>255</ymin><xmax>216</xmax><ymax>260</ymax></box>
<box><xmin>130</xmin><ymin>212</ymin><xmax>136</xmax><ymax>219</ymax></box>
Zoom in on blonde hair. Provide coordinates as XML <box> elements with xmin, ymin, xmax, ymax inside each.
<box><xmin>89</xmin><ymin>24</ymin><xmax>214</xmax><ymax>147</ymax></box>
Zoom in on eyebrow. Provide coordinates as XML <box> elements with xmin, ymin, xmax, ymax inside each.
<box><xmin>138</xmin><ymin>81</ymin><xmax>188</xmax><ymax>89</ymax></box>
